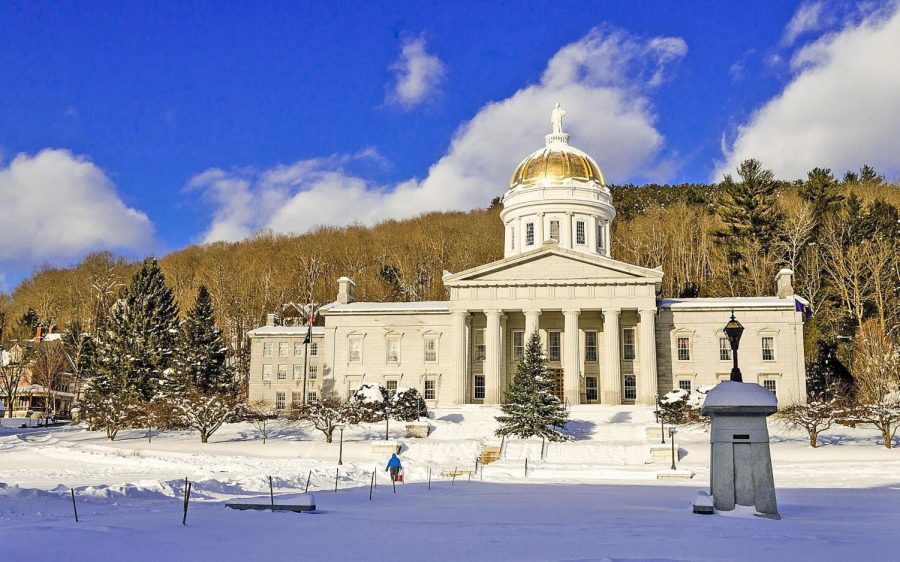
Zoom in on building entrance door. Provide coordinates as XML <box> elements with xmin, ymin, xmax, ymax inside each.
<box><xmin>549</xmin><ymin>368</ymin><xmax>564</xmax><ymax>400</ymax></box>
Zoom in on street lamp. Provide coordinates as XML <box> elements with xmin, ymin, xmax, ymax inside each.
<box><xmin>654</xmin><ymin>394</ymin><xmax>660</xmax><ymax>424</ymax></box>
<box><xmin>337</xmin><ymin>423</ymin><xmax>345</xmax><ymax>466</ymax></box>
<box><xmin>724</xmin><ymin>310</ymin><xmax>745</xmax><ymax>383</ymax></box>
<box><xmin>669</xmin><ymin>427</ymin><xmax>677</xmax><ymax>470</ymax></box>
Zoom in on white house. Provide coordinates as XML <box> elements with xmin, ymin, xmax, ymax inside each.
<box><xmin>248</xmin><ymin>107</ymin><xmax>808</xmax><ymax>411</ymax></box>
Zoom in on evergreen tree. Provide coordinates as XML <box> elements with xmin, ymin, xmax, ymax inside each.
<box><xmin>718</xmin><ymin>159</ymin><xmax>782</xmax><ymax>253</ymax></box>
<box><xmin>800</xmin><ymin>167</ymin><xmax>843</xmax><ymax>228</ymax></box>
<box><xmin>495</xmin><ymin>331</ymin><xmax>570</xmax><ymax>442</ymax></box>
<box><xmin>858</xmin><ymin>164</ymin><xmax>883</xmax><ymax>184</ymax></box>
<box><xmin>93</xmin><ymin>258</ymin><xmax>181</xmax><ymax>402</ymax></box>
<box><xmin>176</xmin><ymin>285</ymin><xmax>233</xmax><ymax>395</ymax></box>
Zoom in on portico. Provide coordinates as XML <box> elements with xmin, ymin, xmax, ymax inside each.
<box><xmin>443</xmin><ymin>243</ymin><xmax>663</xmax><ymax>406</ymax></box>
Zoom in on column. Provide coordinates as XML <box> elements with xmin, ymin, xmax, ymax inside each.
<box><xmin>499</xmin><ymin>314</ymin><xmax>508</xmax><ymax>400</ymax></box>
<box><xmin>524</xmin><ymin>309</ymin><xmax>542</xmax><ymax>341</ymax></box>
<box><xmin>535</xmin><ymin>212</ymin><xmax>545</xmax><ymax>245</ymax></box>
<box><xmin>638</xmin><ymin>309</ymin><xmax>658</xmax><ymax>405</ymax></box>
<box><xmin>514</xmin><ymin>217</ymin><xmax>522</xmax><ymax>256</ymax></box>
<box><xmin>485</xmin><ymin>310</ymin><xmax>503</xmax><ymax>404</ymax></box>
<box><xmin>451</xmin><ymin>310</ymin><xmax>469</xmax><ymax>404</ymax></box>
<box><xmin>561</xmin><ymin>211</ymin><xmax>573</xmax><ymax>249</ymax></box>
<box><xmin>602</xmin><ymin>308</ymin><xmax>621</xmax><ymax>405</ymax></box>
<box><xmin>604</xmin><ymin>221</ymin><xmax>612</xmax><ymax>257</ymax></box>
<box><xmin>563</xmin><ymin>309</ymin><xmax>581</xmax><ymax>406</ymax></box>
<box><xmin>588</xmin><ymin>214</ymin><xmax>598</xmax><ymax>253</ymax></box>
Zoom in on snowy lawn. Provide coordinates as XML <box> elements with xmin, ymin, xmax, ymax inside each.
<box><xmin>2</xmin><ymin>405</ymin><xmax>900</xmax><ymax>560</ymax></box>
<box><xmin>2</xmin><ymin>481</ymin><xmax>899</xmax><ymax>561</ymax></box>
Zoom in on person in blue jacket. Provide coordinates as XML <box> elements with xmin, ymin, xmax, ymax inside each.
<box><xmin>386</xmin><ymin>453</ymin><xmax>402</xmax><ymax>482</ymax></box>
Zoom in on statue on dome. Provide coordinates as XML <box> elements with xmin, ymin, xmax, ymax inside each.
<box><xmin>551</xmin><ymin>102</ymin><xmax>566</xmax><ymax>134</ymax></box>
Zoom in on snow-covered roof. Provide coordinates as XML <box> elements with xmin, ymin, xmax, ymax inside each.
<box><xmin>702</xmin><ymin>381</ymin><xmax>777</xmax><ymax>410</ymax></box>
<box><xmin>322</xmin><ymin>301</ymin><xmax>450</xmax><ymax>315</ymax></box>
<box><xmin>246</xmin><ymin>326</ymin><xmax>326</xmax><ymax>337</ymax></box>
<box><xmin>659</xmin><ymin>296</ymin><xmax>803</xmax><ymax>310</ymax></box>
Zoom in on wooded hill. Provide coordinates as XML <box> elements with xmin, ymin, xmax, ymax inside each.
<box><xmin>1</xmin><ymin>162</ymin><xmax>898</xmax><ymax>390</ymax></box>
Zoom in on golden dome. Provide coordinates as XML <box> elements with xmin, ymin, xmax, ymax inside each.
<box><xmin>509</xmin><ymin>139</ymin><xmax>605</xmax><ymax>189</ymax></box>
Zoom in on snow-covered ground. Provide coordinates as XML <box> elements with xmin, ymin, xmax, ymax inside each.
<box><xmin>2</xmin><ymin>405</ymin><xmax>899</xmax><ymax>561</ymax></box>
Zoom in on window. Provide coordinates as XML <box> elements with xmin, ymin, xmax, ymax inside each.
<box><xmin>576</xmin><ymin>220</ymin><xmax>586</xmax><ymax>244</ymax></box>
<box><xmin>294</xmin><ymin>342</ymin><xmax>304</xmax><ymax>356</ymax></box>
<box><xmin>762</xmin><ymin>337</ymin><xmax>775</xmax><ymax>361</ymax></box>
<box><xmin>677</xmin><ymin>337</ymin><xmax>691</xmax><ymax>361</ymax></box>
<box><xmin>386</xmin><ymin>337</ymin><xmax>400</xmax><ymax>363</ymax></box>
<box><xmin>262</xmin><ymin>364</ymin><xmax>272</xmax><ymax>381</ymax></box>
<box><xmin>424</xmin><ymin>379</ymin><xmax>436</xmax><ymax>400</ymax></box>
<box><xmin>310</xmin><ymin>342</ymin><xmax>318</xmax><ymax>357</ymax></box>
<box><xmin>474</xmin><ymin>375</ymin><xmax>485</xmax><ymax>400</ymax></box>
<box><xmin>526</xmin><ymin>222</ymin><xmax>535</xmax><ymax>246</ymax></box>
<box><xmin>292</xmin><ymin>391</ymin><xmax>303</xmax><ymax>407</ymax></box>
<box><xmin>263</xmin><ymin>343</ymin><xmax>273</xmax><ymax>357</ymax></box>
<box><xmin>386</xmin><ymin>380</ymin><xmax>398</xmax><ymax>395</ymax></box>
<box><xmin>278</xmin><ymin>342</ymin><xmax>289</xmax><ymax>357</ymax></box>
<box><xmin>585</xmin><ymin>377</ymin><xmax>598</xmax><ymax>402</ymax></box>
<box><xmin>424</xmin><ymin>337</ymin><xmax>438</xmax><ymax>363</ymax></box>
<box><xmin>585</xmin><ymin>331</ymin><xmax>598</xmax><ymax>362</ymax></box>
<box><xmin>512</xmin><ymin>331</ymin><xmax>525</xmax><ymax>360</ymax></box>
<box><xmin>293</xmin><ymin>364</ymin><xmax>303</xmax><ymax>380</ymax></box>
<box><xmin>719</xmin><ymin>338</ymin><xmax>732</xmax><ymax>361</ymax></box>
<box><xmin>349</xmin><ymin>337</ymin><xmax>362</xmax><ymax>363</ymax></box>
<box><xmin>622</xmin><ymin>328</ymin><xmax>636</xmax><ymax>361</ymax></box>
<box><xmin>275</xmin><ymin>391</ymin><xmax>286</xmax><ymax>410</ymax></box>
<box><xmin>277</xmin><ymin>364</ymin><xmax>287</xmax><ymax>380</ymax></box>
<box><xmin>474</xmin><ymin>329</ymin><xmax>486</xmax><ymax>361</ymax></box>
<box><xmin>624</xmin><ymin>375</ymin><xmax>637</xmax><ymax>401</ymax></box>
<box><xmin>763</xmin><ymin>379</ymin><xmax>777</xmax><ymax>397</ymax></box>
<box><xmin>549</xmin><ymin>220</ymin><xmax>560</xmax><ymax>241</ymax></box>
<box><xmin>678</xmin><ymin>379</ymin><xmax>692</xmax><ymax>392</ymax></box>
<box><xmin>308</xmin><ymin>365</ymin><xmax>318</xmax><ymax>380</ymax></box>
<box><xmin>597</xmin><ymin>223</ymin><xmax>604</xmax><ymax>250</ymax></box>
<box><xmin>548</xmin><ymin>331</ymin><xmax>561</xmax><ymax>362</ymax></box>
<box><xmin>307</xmin><ymin>391</ymin><xmax>318</xmax><ymax>404</ymax></box>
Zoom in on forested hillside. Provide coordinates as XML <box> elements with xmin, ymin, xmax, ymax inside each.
<box><xmin>1</xmin><ymin>162</ymin><xmax>897</xmax><ymax>389</ymax></box>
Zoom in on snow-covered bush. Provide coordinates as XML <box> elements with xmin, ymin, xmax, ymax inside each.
<box><xmin>391</xmin><ymin>387</ymin><xmax>427</xmax><ymax>421</ymax></box>
<box><xmin>658</xmin><ymin>385</ymin><xmax>713</xmax><ymax>426</ymax></box>
<box><xmin>174</xmin><ymin>391</ymin><xmax>245</xmax><ymax>443</ymax></box>
<box><xmin>292</xmin><ymin>398</ymin><xmax>355</xmax><ymax>443</ymax></box>
<box><xmin>349</xmin><ymin>383</ymin><xmax>390</xmax><ymax>422</ymax></box>
<box><xmin>779</xmin><ymin>397</ymin><xmax>843</xmax><ymax>448</ymax></box>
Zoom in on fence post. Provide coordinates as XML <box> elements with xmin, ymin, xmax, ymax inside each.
<box><xmin>428</xmin><ymin>467</ymin><xmax>431</xmax><ymax>490</ymax></box>
<box><xmin>182</xmin><ymin>481</ymin><xmax>192</xmax><ymax>526</ymax></box>
<box><xmin>70</xmin><ymin>488</ymin><xmax>79</xmax><ymax>523</ymax></box>
<box><xmin>334</xmin><ymin>468</ymin><xmax>339</xmax><ymax>493</ymax></box>
<box><xmin>525</xmin><ymin>457</ymin><xmax>528</xmax><ymax>478</ymax></box>
<box><xmin>269</xmin><ymin>476</ymin><xmax>274</xmax><ymax>508</ymax></box>
<box><xmin>369</xmin><ymin>471</ymin><xmax>375</xmax><ymax>501</ymax></box>
<box><xmin>305</xmin><ymin>470</ymin><xmax>312</xmax><ymax>493</ymax></box>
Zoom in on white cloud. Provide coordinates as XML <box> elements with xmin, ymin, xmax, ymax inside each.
<box><xmin>782</xmin><ymin>1</ymin><xmax>829</xmax><ymax>46</ymax></box>
<box><xmin>0</xmin><ymin>149</ymin><xmax>154</xmax><ymax>278</ymax></box>
<box><xmin>194</xmin><ymin>27</ymin><xmax>687</xmax><ymax>242</ymax></box>
<box><xmin>386</xmin><ymin>35</ymin><xmax>446</xmax><ymax>109</ymax></box>
<box><xmin>716</xmin><ymin>5</ymin><xmax>900</xmax><ymax>180</ymax></box>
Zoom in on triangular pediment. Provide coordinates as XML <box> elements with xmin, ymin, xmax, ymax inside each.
<box><xmin>443</xmin><ymin>245</ymin><xmax>663</xmax><ymax>285</ymax></box>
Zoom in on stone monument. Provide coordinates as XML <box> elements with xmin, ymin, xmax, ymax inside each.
<box><xmin>701</xmin><ymin>380</ymin><xmax>780</xmax><ymax>519</ymax></box>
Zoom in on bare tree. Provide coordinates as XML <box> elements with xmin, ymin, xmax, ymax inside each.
<box><xmin>30</xmin><ymin>342</ymin><xmax>70</xmax><ymax>422</ymax></box>
<box><xmin>246</xmin><ymin>399</ymin><xmax>276</xmax><ymax>443</ymax></box>
<box><xmin>779</xmin><ymin>397</ymin><xmax>843</xmax><ymax>447</ymax></box>
<box><xmin>292</xmin><ymin>398</ymin><xmax>351</xmax><ymax>443</ymax></box>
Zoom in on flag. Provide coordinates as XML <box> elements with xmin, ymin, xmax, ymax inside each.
<box><xmin>303</xmin><ymin>325</ymin><xmax>312</xmax><ymax>345</ymax></box>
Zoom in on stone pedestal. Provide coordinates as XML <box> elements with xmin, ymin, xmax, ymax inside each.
<box><xmin>701</xmin><ymin>381</ymin><xmax>779</xmax><ymax>519</ymax></box>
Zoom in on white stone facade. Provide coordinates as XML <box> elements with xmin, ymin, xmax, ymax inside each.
<box><xmin>247</xmin><ymin>108</ymin><xmax>808</xmax><ymax>409</ymax></box>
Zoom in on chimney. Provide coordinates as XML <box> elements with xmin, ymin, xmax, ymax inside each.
<box><xmin>775</xmin><ymin>269</ymin><xmax>794</xmax><ymax>299</ymax></box>
<box><xmin>266</xmin><ymin>313</ymin><xmax>277</xmax><ymax>327</ymax></box>
<box><xmin>337</xmin><ymin>276</ymin><xmax>356</xmax><ymax>305</ymax></box>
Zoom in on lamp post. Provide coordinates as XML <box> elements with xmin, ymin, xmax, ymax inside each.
<box><xmin>669</xmin><ymin>427</ymin><xmax>677</xmax><ymax>470</ymax></box>
<box><xmin>337</xmin><ymin>424</ymin><xmax>345</xmax><ymax>466</ymax></box>
<box><xmin>724</xmin><ymin>310</ymin><xmax>745</xmax><ymax>383</ymax></box>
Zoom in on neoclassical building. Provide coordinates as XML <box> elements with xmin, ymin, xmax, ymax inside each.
<box><xmin>248</xmin><ymin>108</ymin><xmax>807</xmax><ymax>410</ymax></box>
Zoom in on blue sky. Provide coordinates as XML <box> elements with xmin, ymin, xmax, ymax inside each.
<box><xmin>1</xmin><ymin>1</ymin><xmax>899</xmax><ymax>290</ymax></box>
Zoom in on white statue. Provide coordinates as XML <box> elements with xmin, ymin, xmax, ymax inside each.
<box><xmin>551</xmin><ymin>102</ymin><xmax>566</xmax><ymax>134</ymax></box>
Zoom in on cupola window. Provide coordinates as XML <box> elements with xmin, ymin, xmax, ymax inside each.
<box><xmin>526</xmin><ymin>223</ymin><xmax>535</xmax><ymax>246</ymax></box>
<box><xmin>549</xmin><ymin>220</ymin><xmax>560</xmax><ymax>241</ymax></box>
<box><xmin>576</xmin><ymin>221</ymin><xmax>586</xmax><ymax>245</ymax></box>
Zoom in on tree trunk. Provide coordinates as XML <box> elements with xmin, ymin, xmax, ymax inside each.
<box><xmin>325</xmin><ymin>429</ymin><xmax>333</xmax><ymax>443</ymax></box>
<box><xmin>809</xmin><ymin>430</ymin><xmax>818</xmax><ymax>448</ymax></box>
<box><xmin>882</xmin><ymin>427</ymin><xmax>892</xmax><ymax>449</ymax></box>
<box><xmin>201</xmin><ymin>431</ymin><xmax>209</xmax><ymax>444</ymax></box>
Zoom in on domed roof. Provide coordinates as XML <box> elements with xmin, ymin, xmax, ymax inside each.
<box><xmin>509</xmin><ymin>104</ymin><xmax>606</xmax><ymax>190</ymax></box>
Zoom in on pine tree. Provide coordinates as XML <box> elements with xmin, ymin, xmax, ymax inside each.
<box><xmin>718</xmin><ymin>159</ymin><xmax>782</xmax><ymax>254</ymax></box>
<box><xmin>93</xmin><ymin>258</ymin><xmax>181</xmax><ymax>402</ymax></box>
<box><xmin>800</xmin><ymin>167</ymin><xmax>843</xmax><ymax>229</ymax></box>
<box><xmin>495</xmin><ymin>331</ymin><xmax>570</xmax><ymax>442</ymax></box>
<box><xmin>176</xmin><ymin>285</ymin><xmax>232</xmax><ymax>395</ymax></box>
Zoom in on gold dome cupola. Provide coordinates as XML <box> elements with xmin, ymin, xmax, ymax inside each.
<box><xmin>500</xmin><ymin>104</ymin><xmax>615</xmax><ymax>260</ymax></box>
<box><xmin>508</xmin><ymin>103</ymin><xmax>606</xmax><ymax>190</ymax></box>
